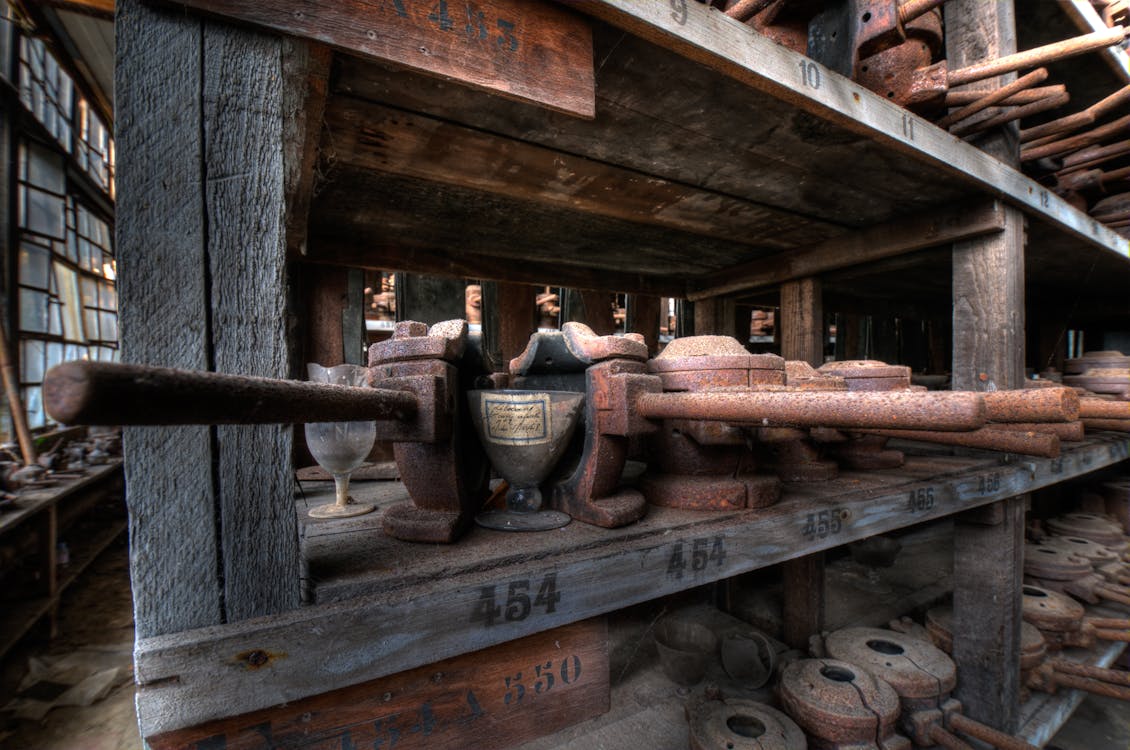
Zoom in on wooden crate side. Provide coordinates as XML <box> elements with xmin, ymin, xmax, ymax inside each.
<box><xmin>147</xmin><ymin>618</ymin><xmax>609</xmax><ymax>750</ymax></box>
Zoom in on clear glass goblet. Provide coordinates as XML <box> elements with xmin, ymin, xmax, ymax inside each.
<box><xmin>305</xmin><ymin>363</ymin><xmax>377</xmax><ymax>519</ymax></box>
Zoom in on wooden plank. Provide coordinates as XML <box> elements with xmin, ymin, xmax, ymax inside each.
<box><xmin>779</xmin><ymin>277</ymin><xmax>822</xmax><ymax>367</ymax></box>
<box><xmin>203</xmin><ymin>20</ymin><xmax>299</xmax><ymax>622</ymax></box>
<box><xmin>133</xmin><ymin>435</ymin><xmax>1130</xmax><ymax>735</ymax></box>
<box><xmin>688</xmin><ymin>201</ymin><xmax>1007</xmax><ymax>300</ymax></box>
<box><xmin>564</xmin><ymin>0</ymin><xmax>1128</xmax><ymax>258</ymax></box>
<box><xmin>115</xmin><ymin>0</ymin><xmax>223</xmax><ymax>638</ymax></box>
<box><xmin>305</xmin><ymin>236</ymin><xmax>685</xmax><ymax>298</ymax></box>
<box><xmin>281</xmin><ymin>38</ymin><xmax>331</xmax><ymax>259</ymax></box>
<box><xmin>322</xmin><ymin>95</ymin><xmax>817</xmax><ymax>248</ymax></box>
<box><xmin>161</xmin><ymin>0</ymin><xmax>596</xmax><ymax>118</ymax></box>
<box><xmin>147</xmin><ymin>619</ymin><xmax>609</xmax><ymax>749</ymax></box>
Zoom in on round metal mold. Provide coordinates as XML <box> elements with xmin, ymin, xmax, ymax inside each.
<box><xmin>720</xmin><ymin>630</ymin><xmax>776</xmax><ymax>690</ymax></box>
<box><xmin>817</xmin><ymin>360</ymin><xmax>912</xmax><ymax>391</ymax></box>
<box><xmin>688</xmin><ymin>699</ymin><xmax>806</xmax><ymax>750</ymax></box>
<box><xmin>1042</xmin><ymin>535</ymin><xmax>1121</xmax><ymax>565</ymax></box>
<box><xmin>823</xmin><ymin>627</ymin><xmax>955</xmax><ymax>700</ymax></box>
<box><xmin>653</xmin><ymin>617</ymin><xmax>719</xmax><ymax>686</ymax></box>
<box><xmin>926</xmin><ymin>606</ymin><xmax>1047</xmax><ymax>671</ymax></box>
<box><xmin>1024</xmin><ymin>542</ymin><xmax>1093</xmax><ymax>581</ymax></box>
<box><xmin>1022</xmin><ymin>584</ymin><xmax>1086</xmax><ymax>633</ymax></box>
<box><xmin>1046</xmin><ymin>513</ymin><xmax>1127</xmax><ymax>547</ymax></box>
<box><xmin>778</xmin><ymin>657</ymin><xmax>902</xmax><ymax>744</ymax></box>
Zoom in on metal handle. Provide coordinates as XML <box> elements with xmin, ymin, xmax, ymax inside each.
<box><xmin>43</xmin><ymin>361</ymin><xmax>418</xmax><ymax>426</ymax></box>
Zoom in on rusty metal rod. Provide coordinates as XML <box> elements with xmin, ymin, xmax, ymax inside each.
<box><xmin>983</xmin><ymin>387</ymin><xmax>1079</xmax><ymax>423</ymax></box>
<box><xmin>1020</xmin><ymin>84</ymin><xmax>1130</xmax><ymax>144</ymax></box>
<box><xmin>1060</xmin><ymin>139</ymin><xmax>1130</xmax><ymax>172</ymax></box>
<box><xmin>948</xmin><ymin>27</ymin><xmax>1127</xmax><ymax>88</ymax></box>
<box><xmin>928</xmin><ymin>724</ymin><xmax>976</xmax><ymax>750</ymax></box>
<box><xmin>989</xmin><ymin>421</ymin><xmax>1085</xmax><ymax>441</ymax></box>
<box><xmin>946</xmin><ymin>85</ymin><xmax>1065</xmax><ymax>106</ymax></box>
<box><xmin>1087</xmin><ymin>617</ymin><xmax>1130</xmax><ymax>629</ymax></box>
<box><xmin>898</xmin><ymin>0</ymin><xmax>948</xmax><ymax>24</ymax></box>
<box><xmin>1081</xmin><ymin>399</ymin><xmax>1130</xmax><ymax>419</ymax></box>
<box><xmin>948</xmin><ymin>713</ymin><xmax>1039</xmax><ymax>750</ymax></box>
<box><xmin>1093</xmin><ymin>627</ymin><xmax>1130</xmax><ymax>642</ymax></box>
<box><xmin>42</xmin><ymin>361</ymin><xmax>418</xmax><ymax>426</ymax></box>
<box><xmin>862</xmin><ymin>426</ymin><xmax>1059</xmax><ymax>457</ymax></box>
<box><xmin>953</xmin><ymin>91</ymin><xmax>1072</xmax><ymax>138</ymax></box>
<box><xmin>634</xmin><ymin>390</ymin><xmax>985</xmax><ymax>431</ymax></box>
<box><xmin>1052</xmin><ymin>659</ymin><xmax>1130</xmax><ymax>686</ymax></box>
<box><xmin>1084</xmin><ymin>418</ymin><xmax>1130</xmax><ymax>433</ymax></box>
<box><xmin>1051</xmin><ymin>670</ymin><xmax>1130</xmax><ymax>700</ymax></box>
<box><xmin>1022</xmin><ymin>113</ymin><xmax>1130</xmax><ymax>162</ymax></box>
<box><xmin>724</xmin><ymin>0</ymin><xmax>775</xmax><ymax>21</ymax></box>
<box><xmin>937</xmin><ymin>68</ymin><xmax>1049</xmax><ymax>130</ymax></box>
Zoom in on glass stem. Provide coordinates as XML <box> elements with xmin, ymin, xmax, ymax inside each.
<box><xmin>333</xmin><ymin>473</ymin><xmax>351</xmax><ymax>507</ymax></box>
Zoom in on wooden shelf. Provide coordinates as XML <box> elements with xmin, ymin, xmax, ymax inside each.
<box><xmin>133</xmin><ymin>433</ymin><xmax>1129</xmax><ymax>735</ymax></box>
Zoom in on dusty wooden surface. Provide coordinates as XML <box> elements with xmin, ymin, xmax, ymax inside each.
<box><xmin>147</xmin><ymin>619</ymin><xmax>609</xmax><ymax>750</ymax></box>
<box><xmin>161</xmin><ymin>0</ymin><xmax>596</xmax><ymax>117</ymax></box>
<box><xmin>133</xmin><ymin>434</ymin><xmax>1130</xmax><ymax>735</ymax></box>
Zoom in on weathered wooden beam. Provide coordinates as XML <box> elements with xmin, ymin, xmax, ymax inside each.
<box><xmin>116</xmin><ymin>0</ymin><xmax>223</xmax><ymax>638</ymax></box>
<box><xmin>626</xmin><ymin>294</ymin><xmax>662</xmax><ymax>354</ymax></box>
<box><xmin>158</xmin><ymin>0</ymin><xmax>596</xmax><ymax>117</ymax></box>
<box><xmin>782</xmin><ymin>552</ymin><xmax>825</xmax><ymax>650</ymax></box>
<box><xmin>481</xmin><ymin>281</ymin><xmax>539</xmax><ymax>372</ymax></box>
<box><xmin>780</xmin><ymin>277</ymin><xmax>823</xmax><ymax>367</ymax></box>
<box><xmin>688</xmin><ymin>201</ymin><xmax>1005</xmax><ymax>300</ymax></box>
<box><xmin>304</xmin><ymin>238</ymin><xmax>685</xmax><ymax>298</ymax></box>
<box><xmin>282</xmin><ymin>39</ymin><xmax>331</xmax><ymax>259</ymax></box>
<box><xmin>322</xmin><ymin>96</ymin><xmax>812</xmax><ymax>249</ymax></box>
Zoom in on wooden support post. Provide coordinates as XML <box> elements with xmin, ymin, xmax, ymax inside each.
<box><xmin>562</xmin><ymin>288</ymin><xmax>616</xmax><ymax>335</ymax></box>
<box><xmin>626</xmin><ymin>294</ymin><xmax>662</xmax><ymax>355</ymax></box>
<box><xmin>117</xmin><ymin>0</ymin><xmax>299</xmax><ymax>634</ymax></box>
<box><xmin>782</xmin><ymin>551</ymin><xmax>824</xmax><ymax>650</ymax></box>
<box><xmin>303</xmin><ymin>265</ymin><xmax>349</xmax><ymax>367</ymax></box>
<box><xmin>694</xmin><ymin>296</ymin><xmax>739</xmax><ymax>339</ymax></box>
<box><xmin>947</xmin><ymin>0</ymin><xmax>1026</xmax><ymax>713</ymax></box>
<box><xmin>481</xmin><ymin>281</ymin><xmax>538</xmax><ymax>372</ymax></box>
<box><xmin>396</xmin><ymin>274</ymin><xmax>467</xmax><ymax>324</ymax></box>
<box><xmin>780</xmin><ymin>277</ymin><xmax>823</xmax><ymax>366</ymax></box>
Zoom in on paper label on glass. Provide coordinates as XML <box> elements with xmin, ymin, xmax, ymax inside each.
<box><xmin>481</xmin><ymin>392</ymin><xmax>552</xmax><ymax>446</ymax></box>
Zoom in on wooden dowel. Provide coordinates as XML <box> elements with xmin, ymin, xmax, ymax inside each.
<box><xmin>953</xmin><ymin>91</ymin><xmax>1070</xmax><ymax>138</ymax></box>
<box><xmin>945</xmin><ymin>85</ymin><xmax>1065</xmax><ymax>106</ymax></box>
<box><xmin>937</xmin><ymin>68</ymin><xmax>1048</xmax><ymax>130</ymax></box>
<box><xmin>1061</xmin><ymin>139</ymin><xmax>1130</xmax><ymax>171</ymax></box>
<box><xmin>947</xmin><ymin>27</ymin><xmax>1126</xmax><ymax>88</ymax></box>
<box><xmin>1022</xmin><ymin>114</ymin><xmax>1130</xmax><ymax>162</ymax></box>
<box><xmin>43</xmin><ymin>361</ymin><xmax>419</xmax><ymax>426</ymax></box>
<box><xmin>1021</xmin><ymin>84</ymin><xmax>1130</xmax><ymax>144</ymax></box>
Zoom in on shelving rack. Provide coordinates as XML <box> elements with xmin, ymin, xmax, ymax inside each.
<box><xmin>116</xmin><ymin>0</ymin><xmax>1130</xmax><ymax>744</ymax></box>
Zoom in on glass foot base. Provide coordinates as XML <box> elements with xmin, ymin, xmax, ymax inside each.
<box><xmin>308</xmin><ymin>500</ymin><xmax>376</xmax><ymax>519</ymax></box>
<box><xmin>475</xmin><ymin>508</ymin><xmax>572</xmax><ymax>532</ymax></box>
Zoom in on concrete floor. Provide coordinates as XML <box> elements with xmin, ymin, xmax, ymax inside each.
<box><xmin>0</xmin><ymin>537</ymin><xmax>1126</xmax><ymax>750</ymax></box>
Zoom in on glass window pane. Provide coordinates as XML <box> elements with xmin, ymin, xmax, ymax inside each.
<box><xmin>48</xmin><ymin>298</ymin><xmax>62</xmax><ymax>335</ymax></box>
<box><xmin>98</xmin><ymin>312</ymin><xmax>117</xmax><ymax>341</ymax></box>
<box><xmin>24</xmin><ymin>139</ymin><xmax>65</xmax><ymax>193</ymax></box>
<box><xmin>21</xmin><ymin>339</ymin><xmax>45</xmax><ymax>383</ymax></box>
<box><xmin>80</xmin><ymin>276</ymin><xmax>98</xmax><ymax>307</ymax></box>
<box><xmin>46</xmin><ymin>342</ymin><xmax>64</xmax><ymax>369</ymax></box>
<box><xmin>83</xmin><ymin>309</ymin><xmax>99</xmax><ymax>339</ymax></box>
<box><xmin>19</xmin><ymin>288</ymin><xmax>49</xmax><ymax>332</ymax></box>
<box><xmin>101</xmin><ymin>283</ymin><xmax>116</xmax><ymax>311</ymax></box>
<box><xmin>64</xmin><ymin>344</ymin><xmax>87</xmax><ymax>362</ymax></box>
<box><xmin>24</xmin><ymin>385</ymin><xmax>43</xmax><ymax>429</ymax></box>
<box><xmin>53</xmin><ymin>261</ymin><xmax>85</xmax><ymax>342</ymax></box>
<box><xmin>19</xmin><ymin>243</ymin><xmax>51</xmax><ymax>288</ymax></box>
<box><xmin>24</xmin><ymin>186</ymin><xmax>65</xmax><ymax>238</ymax></box>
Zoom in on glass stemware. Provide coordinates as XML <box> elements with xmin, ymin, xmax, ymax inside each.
<box><xmin>305</xmin><ymin>363</ymin><xmax>377</xmax><ymax>519</ymax></box>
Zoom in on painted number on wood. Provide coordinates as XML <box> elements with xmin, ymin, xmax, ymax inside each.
<box><xmin>669</xmin><ymin>0</ymin><xmax>687</xmax><ymax>24</ymax></box>
<box><xmin>906</xmin><ymin>486</ymin><xmax>935</xmax><ymax>513</ymax></box>
<box><xmin>472</xmin><ymin>573</ymin><xmax>561</xmax><ymax>627</ymax></box>
<box><xmin>1050</xmin><ymin>457</ymin><xmax>1064</xmax><ymax>474</ymax></box>
<box><xmin>502</xmin><ymin>654</ymin><xmax>583</xmax><ymax>705</ymax></box>
<box><xmin>799</xmin><ymin>60</ymin><xmax>821</xmax><ymax>90</ymax></box>
<box><xmin>802</xmin><ymin>509</ymin><xmax>847</xmax><ymax>540</ymax></box>
<box><xmin>378</xmin><ymin>0</ymin><xmax>521</xmax><ymax>52</ymax></box>
<box><xmin>1109</xmin><ymin>441</ymin><xmax>1130</xmax><ymax>460</ymax></box>
<box><xmin>978</xmin><ymin>474</ymin><xmax>1001</xmax><ymax>494</ymax></box>
<box><xmin>666</xmin><ymin>536</ymin><xmax>726</xmax><ymax>580</ymax></box>
<box><xmin>902</xmin><ymin>113</ymin><xmax>915</xmax><ymax>141</ymax></box>
<box><xmin>372</xmin><ymin>691</ymin><xmax>484</xmax><ymax>748</ymax></box>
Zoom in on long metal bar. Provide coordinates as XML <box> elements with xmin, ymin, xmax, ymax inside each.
<box><xmin>863</xmin><ymin>426</ymin><xmax>1060</xmax><ymax>457</ymax></box>
<box><xmin>634</xmin><ymin>390</ymin><xmax>985</xmax><ymax>431</ymax></box>
<box><xmin>937</xmin><ymin>68</ymin><xmax>1048</xmax><ymax>130</ymax></box>
<box><xmin>948</xmin><ymin>713</ymin><xmax>1039</xmax><ymax>750</ymax></box>
<box><xmin>1051</xmin><ymin>659</ymin><xmax>1130</xmax><ymax>686</ymax></box>
<box><xmin>42</xmin><ymin>361</ymin><xmax>418</xmax><ymax>426</ymax></box>
<box><xmin>983</xmin><ymin>387</ymin><xmax>1079</xmax><ymax>423</ymax></box>
<box><xmin>947</xmin><ymin>27</ymin><xmax>1126</xmax><ymax>88</ymax></box>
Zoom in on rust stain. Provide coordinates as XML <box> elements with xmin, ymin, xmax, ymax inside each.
<box><xmin>232</xmin><ymin>649</ymin><xmax>287</xmax><ymax>670</ymax></box>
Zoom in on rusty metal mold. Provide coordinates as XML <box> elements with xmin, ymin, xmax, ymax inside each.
<box><xmin>1064</xmin><ymin>351</ymin><xmax>1130</xmax><ymax>397</ymax></box>
<box><xmin>688</xmin><ymin>698</ymin><xmax>807</xmax><ymax>750</ymax></box>
<box><xmin>816</xmin><ymin>360</ymin><xmax>909</xmax><ymax>470</ymax></box>
<box><xmin>1046</xmin><ymin>513</ymin><xmax>1128</xmax><ymax>547</ymax></box>
<box><xmin>778</xmin><ymin>657</ymin><xmax>909</xmax><ymax>750</ymax></box>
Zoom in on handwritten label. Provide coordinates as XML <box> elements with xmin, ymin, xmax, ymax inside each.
<box><xmin>666</xmin><ymin>536</ymin><xmax>726</xmax><ymax>581</ymax></box>
<box><xmin>472</xmin><ymin>573</ymin><xmax>561</xmax><ymax>627</ymax></box>
<box><xmin>481</xmin><ymin>392</ymin><xmax>551</xmax><ymax>445</ymax></box>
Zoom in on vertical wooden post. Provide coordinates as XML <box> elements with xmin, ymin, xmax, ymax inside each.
<box><xmin>626</xmin><ymin>294</ymin><xmax>662</xmax><ymax>355</ymax></box>
<box><xmin>693</xmin><ymin>296</ymin><xmax>738</xmax><ymax>338</ymax></box>
<box><xmin>779</xmin><ymin>276</ymin><xmax>825</xmax><ymax>648</ymax></box>
<box><xmin>947</xmin><ymin>3</ymin><xmax>1024</xmax><ymax>730</ymax></box>
<box><xmin>396</xmin><ymin>274</ymin><xmax>467</xmax><ymax>324</ymax></box>
<box><xmin>780</xmin><ymin>278</ymin><xmax>823</xmax><ymax>366</ymax></box>
<box><xmin>481</xmin><ymin>281</ymin><xmax>538</xmax><ymax>372</ymax></box>
<box><xmin>562</xmin><ymin>289</ymin><xmax>616</xmax><ymax>335</ymax></box>
<box><xmin>118</xmin><ymin>0</ymin><xmax>300</xmax><ymax>634</ymax></box>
